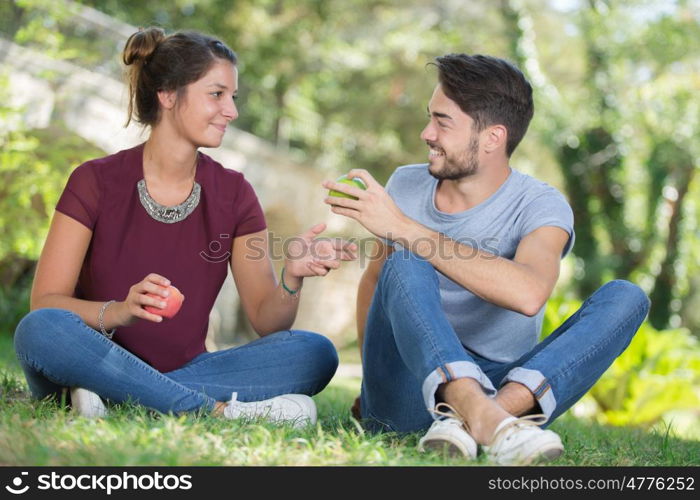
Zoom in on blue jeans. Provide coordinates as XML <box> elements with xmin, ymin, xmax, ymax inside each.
<box><xmin>14</xmin><ymin>308</ymin><xmax>338</xmax><ymax>414</ymax></box>
<box><xmin>360</xmin><ymin>250</ymin><xmax>650</xmax><ymax>433</ymax></box>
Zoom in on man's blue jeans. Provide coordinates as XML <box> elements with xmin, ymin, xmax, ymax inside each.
<box><xmin>14</xmin><ymin>308</ymin><xmax>338</xmax><ymax>413</ymax></box>
<box><xmin>360</xmin><ymin>250</ymin><xmax>650</xmax><ymax>433</ymax></box>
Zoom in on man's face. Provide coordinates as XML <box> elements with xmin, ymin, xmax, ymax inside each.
<box><xmin>420</xmin><ymin>84</ymin><xmax>480</xmax><ymax>181</ymax></box>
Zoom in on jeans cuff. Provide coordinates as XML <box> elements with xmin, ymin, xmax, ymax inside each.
<box><xmin>501</xmin><ymin>367</ymin><xmax>556</xmax><ymax>421</ymax></box>
<box><xmin>422</xmin><ymin>361</ymin><xmax>496</xmax><ymax>417</ymax></box>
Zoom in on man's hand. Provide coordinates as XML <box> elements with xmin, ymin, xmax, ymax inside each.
<box><xmin>322</xmin><ymin>169</ymin><xmax>411</xmax><ymax>242</ymax></box>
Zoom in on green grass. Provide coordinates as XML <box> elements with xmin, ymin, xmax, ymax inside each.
<box><xmin>1</xmin><ymin>334</ymin><xmax>698</xmax><ymax>466</ymax></box>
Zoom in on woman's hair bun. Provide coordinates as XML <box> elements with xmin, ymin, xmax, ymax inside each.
<box><xmin>123</xmin><ymin>27</ymin><xmax>166</xmax><ymax>66</ymax></box>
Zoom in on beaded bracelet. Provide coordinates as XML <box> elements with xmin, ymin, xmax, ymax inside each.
<box><xmin>280</xmin><ymin>268</ymin><xmax>301</xmax><ymax>297</ymax></box>
<box><xmin>98</xmin><ymin>300</ymin><xmax>117</xmax><ymax>339</ymax></box>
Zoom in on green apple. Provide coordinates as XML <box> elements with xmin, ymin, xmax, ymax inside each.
<box><xmin>329</xmin><ymin>175</ymin><xmax>367</xmax><ymax>200</ymax></box>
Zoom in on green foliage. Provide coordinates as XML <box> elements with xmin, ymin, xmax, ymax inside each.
<box><xmin>505</xmin><ymin>1</ymin><xmax>700</xmax><ymax>329</ymax></box>
<box><xmin>0</xmin><ymin>2</ymin><xmax>109</xmax><ymax>321</ymax></box>
<box><xmin>543</xmin><ymin>295</ymin><xmax>700</xmax><ymax>438</ymax></box>
<box><xmin>0</xmin><ymin>78</ymin><xmax>58</xmax><ymax>267</ymax></box>
<box><xmin>4</xmin><ymin>0</ymin><xmax>75</xmax><ymax>60</ymax></box>
<box><xmin>593</xmin><ymin>322</ymin><xmax>700</xmax><ymax>429</ymax></box>
<box><xmin>0</xmin><ymin>78</ymin><xmax>104</xmax><ymax>279</ymax></box>
<box><xmin>0</xmin><ymin>274</ymin><xmax>31</xmax><ymax>336</ymax></box>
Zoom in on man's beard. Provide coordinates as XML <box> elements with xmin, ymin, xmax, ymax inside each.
<box><xmin>428</xmin><ymin>134</ymin><xmax>480</xmax><ymax>181</ymax></box>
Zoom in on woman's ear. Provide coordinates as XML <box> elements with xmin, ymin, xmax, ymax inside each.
<box><xmin>483</xmin><ymin>124</ymin><xmax>507</xmax><ymax>154</ymax></box>
<box><xmin>157</xmin><ymin>89</ymin><xmax>177</xmax><ymax>110</ymax></box>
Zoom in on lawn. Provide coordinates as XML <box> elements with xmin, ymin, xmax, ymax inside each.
<box><xmin>0</xmin><ymin>334</ymin><xmax>698</xmax><ymax>466</ymax></box>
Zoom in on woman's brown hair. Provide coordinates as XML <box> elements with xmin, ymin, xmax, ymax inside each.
<box><xmin>123</xmin><ymin>27</ymin><xmax>237</xmax><ymax>126</ymax></box>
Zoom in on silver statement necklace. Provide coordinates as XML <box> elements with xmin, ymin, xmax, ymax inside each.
<box><xmin>137</xmin><ymin>155</ymin><xmax>201</xmax><ymax>224</ymax></box>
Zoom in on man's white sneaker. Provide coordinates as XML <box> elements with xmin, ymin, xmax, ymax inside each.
<box><xmin>417</xmin><ymin>403</ymin><xmax>477</xmax><ymax>459</ymax></box>
<box><xmin>482</xmin><ymin>414</ymin><xmax>564</xmax><ymax>465</ymax></box>
<box><xmin>223</xmin><ymin>392</ymin><xmax>317</xmax><ymax>428</ymax></box>
<box><xmin>70</xmin><ymin>387</ymin><xmax>107</xmax><ymax>418</ymax></box>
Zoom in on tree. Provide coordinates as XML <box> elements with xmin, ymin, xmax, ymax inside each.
<box><xmin>500</xmin><ymin>0</ymin><xmax>700</xmax><ymax>328</ymax></box>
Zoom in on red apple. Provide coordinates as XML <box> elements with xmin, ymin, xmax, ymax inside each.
<box><xmin>144</xmin><ymin>285</ymin><xmax>184</xmax><ymax>319</ymax></box>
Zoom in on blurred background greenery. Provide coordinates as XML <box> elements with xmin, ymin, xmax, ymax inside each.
<box><xmin>0</xmin><ymin>0</ymin><xmax>698</xmax><ymax>439</ymax></box>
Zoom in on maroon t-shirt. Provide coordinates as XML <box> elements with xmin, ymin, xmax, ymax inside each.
<box><xmin>55</xmin><ymin>143</ymin><xmax>266</xmax><ymax>372</ymax></box>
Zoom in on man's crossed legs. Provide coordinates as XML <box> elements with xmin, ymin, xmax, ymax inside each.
<box><xmin>360</xmin><ymin>250</ymin><xmax>650</xmax><ymax>464</ymax></box>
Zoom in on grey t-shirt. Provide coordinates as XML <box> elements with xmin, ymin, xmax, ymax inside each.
<box><xmin>384</xmin><ymin>164</ymin><xmax>575</xmax><ymax>363</ymax></box>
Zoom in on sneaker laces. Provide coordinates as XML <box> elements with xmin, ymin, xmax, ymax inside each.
<box><xmin>491</xmin><ymin>414</ymin><xmax>549</xmax><ymax>446</ymax></box>
<box><xmin>430</xmin><ymin>405</ymin><xmax>550</xmax><ymax>447</ymax></box>
<box><xmin>430</xmin><ymin>402</ymin><xmax>461</xmax><ymax>420</ymax></box>
<box><xmin>224</xmin><ymin>392</ymin><xmax>306</xmax><ymax>422</ymax></box>
<box><xmin>429</xmin><ymin>402</ymin><xmax>471</xmax><ymax>432</ymax></box>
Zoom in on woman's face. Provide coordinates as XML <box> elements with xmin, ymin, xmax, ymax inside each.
<box><xmin>168</xmin><ymin>59</ymin><xmax>239</xmax><ymax>148</ymax></box>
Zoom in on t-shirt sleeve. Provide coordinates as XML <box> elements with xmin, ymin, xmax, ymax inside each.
<box><xmin>232</xmin><ymin>178</ymin><xmax>267</xmax><ymax>238</ymax></box>
<box><xmin>517</xmin><ymin>190</ymin><xmax>575</xmax><ymax>257</ymax></box>
<box><xmin>380</xmin><ymin>171</ymin><xmax>399</xmax><ymax>249</ymax></box>
<box><xmin>55</xmin><ymin>163</ymin><xmax>101</xmax><ymax>230</ymax></box>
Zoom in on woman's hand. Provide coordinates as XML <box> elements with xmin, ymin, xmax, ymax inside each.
<box><xmin>283</xmin><ymin>223</ymin><xmax>358</xmax><ymax>287</ymax></box>
<box><xmin>114</xmin><ymin>273</ymin><xmax>173</xmax><ymax>326</ymax></box>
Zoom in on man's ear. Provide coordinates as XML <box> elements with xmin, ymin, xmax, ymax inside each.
<box><xmin>483</xmin><ymin>125</ymin><xmax>507</xmax><ymax>154</ymax></box>
<box><xmin>157</xmin><ymin>89</ymin><xmax>177</xmax><ymax>110</ymax></box>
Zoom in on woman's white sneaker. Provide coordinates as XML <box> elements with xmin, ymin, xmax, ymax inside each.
<box><xmin>70</xmin><ymin>387</ymin><xmax>107</xmax><ymax>418</ymax></box>
<box><xmin>482</xmin><ymin>414</ymin><xmax>564</xmax><ymax>465</ymax></box>
<box><xmin>223</xmin><ymin>392</ymin><xmax>317</xmax><ymax>428</ymax></box>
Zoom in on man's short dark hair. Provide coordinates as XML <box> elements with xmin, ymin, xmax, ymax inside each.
<box><xmin>431</xmin><ymin>54</ymin><xmax>534</xmax><ymax>157</ymax></box>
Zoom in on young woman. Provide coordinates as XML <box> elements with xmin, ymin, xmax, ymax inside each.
<box><xmin>13</xmin><ymin>28</ymin><xmax>355</xmax><ymax>426</ymax></box>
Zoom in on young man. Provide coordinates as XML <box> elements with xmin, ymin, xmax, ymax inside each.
<box><xmin>322</xmin><ymin>54</ymin><xmax>649</xmax><ymax>465</ymax></box>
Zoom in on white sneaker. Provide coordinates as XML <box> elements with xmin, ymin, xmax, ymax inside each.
<box><xmin>223</xmin><ymin>392</ymin><xmax>317</xmax><ymax>428</ymax></box>
<box><xmin>417</xmin><ymin>403</ymin><xmax>477</xmax><ymax>459</ymax></box>
<box><xmin>482</xmin><ymin>414</ymin><xmax>564</xmax><ymax>465</ymax></box>
<box><xmin>70</xmin><ymin>387</ymin><xmax>107</xmax><ymax>418</ymax></box>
